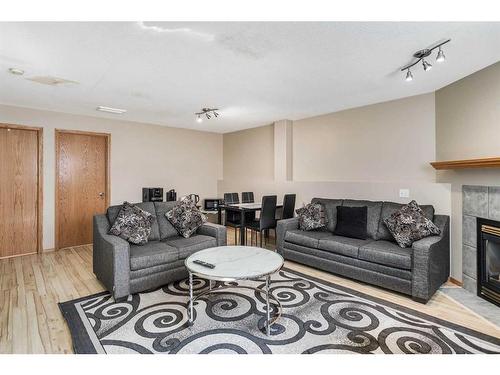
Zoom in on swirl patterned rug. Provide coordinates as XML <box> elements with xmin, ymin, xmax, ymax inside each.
<box><xmin>59</xmin><ymin>268</ymin><xmax>500</xmax><ymax>354</ymax></box>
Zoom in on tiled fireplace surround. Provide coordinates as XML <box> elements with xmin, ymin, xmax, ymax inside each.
<box><xmin>462</xmin><ymin>185</ymin><xmax>500</xmax><ymax>294</ymax></box>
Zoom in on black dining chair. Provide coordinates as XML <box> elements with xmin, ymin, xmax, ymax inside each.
<box><xmin>224</xmin><ymin>192</ymin><xmax>242</xmax><ymax>244</ymax></box>
<box><xmin>242</xmin><ymin>192</ymin><xmax>254</xmax><ymax>203</ymax></box>
<box><xmin>281</xmin><ymin>194</ymin><xmax>296</xmax><ymax>220</ymax></box>
<box><xmin>245</xmin><ymin>195</ymin><xmax>277</xmax><ymax>248</ymax></box>
<box><xmin>241</xmin><ymin>191</ymin><xmax>256</xmax><ymax>230</ymax></box>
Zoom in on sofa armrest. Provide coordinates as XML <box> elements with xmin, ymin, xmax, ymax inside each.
<box><xmin>93</xmin><ymin>214</ymin><xmax>131</xmax><ymax>299</ymax></box>
<box><xmin>276</xmin><ymin>217</ymin><xmax>299</xmax><ymax>255</ymax></box>
<box><xmin>197</xmin><ymin>222</ymin><xmax>227</xmax><ymax>246</ymax></box>
<box><xmin>411</xmin><ymin>214</ymin><xmax>450</xmax><ymax>302</ymax></box>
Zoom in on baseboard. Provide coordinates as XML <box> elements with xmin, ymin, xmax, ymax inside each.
<box><xmin>449</xmin><ymin>277</ymin><xmax>463</xmax><ymax>287</ymax></box>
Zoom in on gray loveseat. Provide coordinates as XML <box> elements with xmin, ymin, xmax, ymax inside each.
<box><xmin>93</xmin><ymin>201</ymin><xmax>226</xmax><ymax>299</ymax></box>
<box><xmin>277</xmin><ymin>198</ymin><xmax>450</xmax><ymax>303</ymax></box>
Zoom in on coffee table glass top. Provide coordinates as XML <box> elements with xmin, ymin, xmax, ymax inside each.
<box><xmin>185</xmin><ymin>246</ymin><xmax>284</xmax><ymax>281</ymax></box>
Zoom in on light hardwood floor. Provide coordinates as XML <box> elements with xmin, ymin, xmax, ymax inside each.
<box><xmin>1</xmin><ymin>228</ymin><xmax>499</xmax><ymax>354</ymax></box>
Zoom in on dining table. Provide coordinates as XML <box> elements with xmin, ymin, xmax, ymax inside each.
<box><xmin>217</xmin><ymin>202</ymin><xmax>283</xmax><ymax>245</ymax></box>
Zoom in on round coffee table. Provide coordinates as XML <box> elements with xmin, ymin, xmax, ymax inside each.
<box><xmin>185</xmin><ymin>246</ymin><xmax>284</xmax><ymax>335</ymax></box>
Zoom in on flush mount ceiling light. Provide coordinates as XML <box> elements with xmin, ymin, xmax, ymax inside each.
<box><xmin>137</xmin><ymin>22</ymin><xmax>215</xmax><ymax>42</ymax></box>
<box><xmin>96</xmin><ymin>106</ymin><xmax>127</xmax><ymax>114</ymax></box>
<box><xmin>8</xmin><ymin>67</ymin><xmax>25</xmax><ymax>76</ymax></box>
<box><xmin>27</xmin><ymin>75</ymin><xmax>79</xmax><ymax>86</ymax></box>
<box><xmin>195</xmin><ymin>108</ymin><xmax>219</xmax><ymax>123</ymax></box>
<box><xmin>401</xmin><ymin>39</ymin><xmax>450</xmax><ymax>82</ymax></box>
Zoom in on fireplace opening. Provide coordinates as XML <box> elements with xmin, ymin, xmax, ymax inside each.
<box><xmin>477</xmin><ymin>218</ymin><xmax>500</xmax><ymax>306</ymax></box>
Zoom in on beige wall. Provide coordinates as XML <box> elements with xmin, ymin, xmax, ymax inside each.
<box><xmin>218</xmin><ymin>179</ymin><xmax>451</xmax><ymax>216</ymax></box>
<box><xmin>0</xmin><ymin>104</ymin><xmax>223</xmax><ymax>250</ymax></box>
<box><xmin>436</xmin><ymin>62</ymin><xmax>500</xmax><ymax>161</ymax></box>
<box><xmin>435</xmin><ymin>61</ymin><xmax>500</xmax><ymax>280</ymax></box>
<box><xmin>293</xmin><ymin>93</ymin><xmax>436</xmax><ymax>182</ymax></box>
<box><xmin>219</xmin><ymin>92</ymin><xmax>459</xmax><ymax>277</ymax></box>
<box><xmin>223</xmin><ymin>124</ymin><xmax>274</xmax><ymax>182</ymax></box>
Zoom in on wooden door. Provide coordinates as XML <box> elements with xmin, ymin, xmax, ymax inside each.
<box><xmin>0</xmin><ymin>126</ymin><xmax>41</xmax><ymax>258</ymax></box>
<box><xmin>56</xmin><ymin>130</ymin><xmax>110</xmax><ymax>249</ymax></box>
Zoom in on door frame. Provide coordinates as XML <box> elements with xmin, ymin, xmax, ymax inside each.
<box><xmin>55</xmin><ymin>129</ymin><xmax>111</xmax><ymax>250</ymax></box>
<box><xmin>0</xmin><ymin>123</ymin><xmax>44</xmax><ymax>255</ymax></box>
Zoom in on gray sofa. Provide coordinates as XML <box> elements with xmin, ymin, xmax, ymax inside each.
<box><xmin>277</xmin><ymin>198</ymin><xmax>450</xmax><ymax>303</ymax></box>
<box><xmin>93</xmin><ymin>201</ymin><xmax>227</xmax><ymax>299</ymax></box>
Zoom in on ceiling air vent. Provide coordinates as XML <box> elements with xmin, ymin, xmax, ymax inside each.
<box><xmin>26</xmin><ymin>76</ymin><xmax>78</xmax><ymax>86</ymax></box>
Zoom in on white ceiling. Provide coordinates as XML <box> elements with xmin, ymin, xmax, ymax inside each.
<box><xmin>1</xmin><ymin>22</ymin><xmax>499</xmax><ymax>133</ymax></box>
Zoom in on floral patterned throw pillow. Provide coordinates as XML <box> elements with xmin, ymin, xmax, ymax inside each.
<box><xmin>295</xmin><ymin>203</ymin><xmax>327</xmax><ymax>231</ymax></box>
<box><xmin>108</xmin><ymin>202</ymin><xmax>155</xmax><ymax>245</ymax></box>
<box><xmin>384</xmin><ymin>200</ymin><xmax>441</xmax><ymax>248</ymax></box>
<box><xmin>166</xmin><ymin>196</ymin><xmax>207</xmax><ymax>238</ymax></box>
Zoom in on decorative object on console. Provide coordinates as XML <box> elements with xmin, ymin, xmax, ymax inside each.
<box><xmin>333</xmin><ymin>206</ymin><xmax>368</xmax><ymax>240</ymax></box>
<box><xmin>166</xmin><ymin>196</ymin><xmax>207</xmax><ymax>238</ymax></box>
<box><xmin>204</xmin><ymin>198</ymin><xmax>223</xmax><ymax>211</ymax></box>
<box><xmin>108</xmin><ymin>201</ymin><xmax>155</xmax><ymax>245</ymax></box>
<box><xmin>187</xmin><ymin>194</ymin><xmax>200</xmax><ymax>205</ymax></box>
<box><xmin>400</xmin><ymin>38</ymin><xmax>450</xmax><ymax>82</ymax></box>
<box><xmin>295</xmin><ymin>203</ymin><xmax>327</xmax><ymax>231</ymax></box>
<box><xmin>142</xmin><ymin>187</ymin><xmax>163</xmax><ymax>202</ymax></box>
<box><xmin>166</xmin><ymin>189</ymin><xmax>177</xmax><ymax>202</ymax></box>
<box><xmin>384</xmin><ymin>200</ymin><xmax>441</xmax><ymax>248</ymax></box>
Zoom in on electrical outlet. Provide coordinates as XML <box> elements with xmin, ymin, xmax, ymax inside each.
<box><xmin>399</xmin><ymin>189</ymin><xmax>410</xmax><ymax>198</ymax></box>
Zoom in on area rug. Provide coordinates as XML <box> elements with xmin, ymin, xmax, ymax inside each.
<box><xmin>59</xmin><ymin>268</ymin><xmax>500</xmax><ymax>354</ymax></box>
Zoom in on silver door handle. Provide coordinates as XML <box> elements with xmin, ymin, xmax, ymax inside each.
<box><xmin>99</xmin><ymin>192</ymin><xmax>105</xmax><ymax>198</ymax></box>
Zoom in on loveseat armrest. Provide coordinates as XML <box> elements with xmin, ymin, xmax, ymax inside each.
<box><xmin>411</xmin><ymin>214</ymin><xmax>450</xmax><ymax>303</ymax></box>
<box><xmin>197</xmin><ymin>222</ymin><xmax>227</xmax><ymax>246</ymax></box>
<box><xmin>276</xmin><ymin>217</ymin><xmax>300</xmax><ymax>255</ymax></box>
<box><xmin>93</xmin><ymin>214</ymin><xmax>131</xmax><ymax>299</ymax></box>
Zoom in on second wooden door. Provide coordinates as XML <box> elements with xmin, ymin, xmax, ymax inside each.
<box><xmin>56</xmin><ymin>130</ymin><xmax>109</xmax><ymax>249</ymax></box>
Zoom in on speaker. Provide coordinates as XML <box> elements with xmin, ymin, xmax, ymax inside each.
<box><xmin>142</xmin><ymin>187</ymin><xmax>163</xmax><ymax>202</ymax></box>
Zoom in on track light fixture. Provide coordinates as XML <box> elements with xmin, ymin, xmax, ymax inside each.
<box><xmin>401</xmin><ymin>39</ymin><xmax>450</xmax><ymax>82</ymax></box>
<box><xmin>436</xmin><ymin>47</ymin><xmax>446</xmax><ymax>63</ymax></box>
<box><xmin>422</xmin><ymin>59</ymin><xmax>432</xmax><ymax>71</ymax></box>
<box><xmin>405</xmin><ymin>69</ymin><xmax>413</xmax><ymax>82</ymax></box>
<box><xmin>195</xmin><ymin>108</ymin><xmax>219</xmax><ymax>122</ymax></box>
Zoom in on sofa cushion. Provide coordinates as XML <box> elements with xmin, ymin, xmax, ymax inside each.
<box><xmin>295</xmin><ymin>203</ymin><xmax>327</xmax><ymax>231</ymax></box>
<box><xmin>333</xmin><ymin>206</ymin><xmax>368</xmax><ymax>240</ymax></box>
<box><xmin>377</xmin><ymin>201</ymin><xmax>435</xmax><ymax>241</ymax></box>
<box><xmin>342</xmin><ymin>200</ymin><xmax>383</xmax><ymax>240</ymax></box>
<box><xmin>318</xmin><ymin>236</ymin><xmax>373</xmax><ymax>258</ymax></box>
<box><xmin>107</xmin><ymin>202</ymin><xmax>160</xmax><ymax>242</ymax></box>
<box><xmin>165</xmin><ymin>234</ymin><xmax>217</xmax><ymax>259</ymax></box>
<box><xmin>154</xmin><ymin>201</ymin><xmax>180</xmax><ymax>240</ymax></box>
<box><xmin>359</xmin><ymin>240</ymin><xmax>413</xmax><ymax>270</ymax></box>
<box><xmin>166</xmin><ymin>197</ymin><xmax>207</xmax><ymax>238</ymax></box>
<box><xmin>384</xmin><ymin>200</ymin><xmax>441</xmax><ymax>248</ymax></box>
<box><xmin>108</xmin><ymin>202</ymin><xmax>155</xmax><ymax>245</ymax></box>
<box><xmin>311</xmin><ymin>198</ymin><xmax>343</xmax><ymax>232</ymax></box>
<box><xmin>283</xmin><ymin>242</ymin><xmax>412</xmax><ymax>281</ymax></box>
<box><xmin>129</xmin><ymin>241</ymin><xmax>178</xmax><ymax>271</ymax></box>
<box><xmin>284</xmin><ymin>229</ymin><xmax>332</xmax><ymax>248</ymax></box>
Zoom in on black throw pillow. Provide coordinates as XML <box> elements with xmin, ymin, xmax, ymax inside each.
<box><xmin>333</xmin><ymin>206</ymin><xmax>368</xmax><ymax>240</ymax></box>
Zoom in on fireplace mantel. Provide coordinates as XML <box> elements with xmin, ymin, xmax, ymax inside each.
<box><xmin>430</xmin><ymin>157</ymin><xmax>500</xmax><ymax>170</ymax></box>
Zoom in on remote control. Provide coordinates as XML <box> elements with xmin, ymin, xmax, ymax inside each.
<box><xmin>193</xmin><ymin>259</ymin><xmax>215</xmax><ymax>269</ymax></box>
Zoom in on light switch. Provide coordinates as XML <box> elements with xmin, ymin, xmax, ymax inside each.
<box><xmin>399</xmin><ymin>189</ymin><xmax>410</xmax><ymax>198</ymax></box>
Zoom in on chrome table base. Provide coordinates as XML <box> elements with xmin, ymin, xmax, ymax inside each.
<box><xmin>187</xmin><ymin>273</ymin><xmax>281</xmax><ymax>336</ymax></box>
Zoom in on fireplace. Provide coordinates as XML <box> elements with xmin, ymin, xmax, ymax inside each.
<box><xmin>477</xmin><ymin>218</ymin><xmax>500</xmax><ymax>306</ymax></box>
